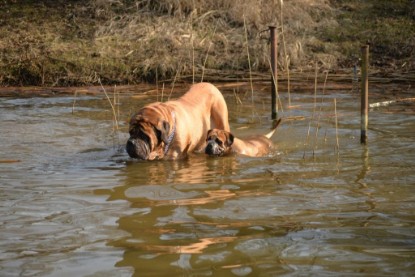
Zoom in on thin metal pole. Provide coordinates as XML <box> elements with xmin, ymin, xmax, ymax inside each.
<box><xmin>361</xmin><ymin>45</ymin><xmax>369</xmax><ymax>144</ymax></box>
<box><xmin>269</xmin><ymin>26</ymin><xmax>278</xmax><ymax>120</ymax></box>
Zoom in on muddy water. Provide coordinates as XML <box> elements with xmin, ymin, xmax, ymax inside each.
<box><xmin>0</xmin><ymin>84</ymin><xmax>414</xmax><ymax>276</ymax></box>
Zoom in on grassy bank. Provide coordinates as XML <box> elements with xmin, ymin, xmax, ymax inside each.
<box><xmin>0</xmin><ymin>0</ymin><xmax>414</xmax><ymax>86</ymax></box>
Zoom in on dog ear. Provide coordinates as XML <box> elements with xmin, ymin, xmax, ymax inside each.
<box><xmin>129</xmin><ymin>113</ymin><xmax>143</xmax><ymax>126</ymax></box>
<box><xmin>155</xmin><ymin>120</ymin><xmax>170</xmax><ymax>144</ymax></box>
<box><xmin>226</xmin><ymin>132</ymin><xmax>234</xmax><ymax>146</ymax></box>
<box><xmin>206</xmin><ymin>129</ymin><xmax>213</xmax><ymax>141</ymax></box>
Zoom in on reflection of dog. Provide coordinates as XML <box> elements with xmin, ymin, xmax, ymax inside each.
<box><xmin>205</xmin><ymin>119</ymin><xmax>282</xmax><ymax>157</ymax></box>
<box><xmin>126</xmin><ymin>83</ymin><xmax>230</xmax><ymax>160</ymax></box>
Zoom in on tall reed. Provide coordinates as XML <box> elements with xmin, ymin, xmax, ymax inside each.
<box><xmin>267</xmin><ymin>55</ymin><xmax>284</xmax><ymax>115</ymax></box>
<box><xmin>334</xmin><ymin>98</ymin><xmax>340</xmax><ymax>157</ymax></box>
<box><xmin>313</xmin><ymin>70</ymin><xmax>329</xmax><ymax>155</ymax></box>
<box><xmin>72</xmin><ymin>90</ymin><xmax>78</xmax><ymax>114</ymax></box>
<box><xmin>98</xmin><ymin>78</ymin><xmax>119</xmax><ymax>131</ymax></box>
<box><xmin>168</xmin><ymin>60</ymin><xmax>182</xmax><ymax>101</ymax></box>
<box><xmin>243</xmin><ymin>15</ymin><xmax>254</xmax><ymax>106</ymax></box>
<box><xmin>156</xmin><ymin>67</ymin><xmax>159</xmax><ymax>102</ymax></box>
<box><xmin>114</xmin><ymin>84</ymin><xmax>120</xmax><ymax>121</ymax></box>
<box><xmin>200</xmin><ymin>25</ymin><xmax>217</xmax><ymax>83</ymax></box>
<box><xmin>303</xmin><ymin>63</ymin><xmax>319</xmax><ymax>159</ymax></box>
<box><xmin>201</xmin><ymin>43</ymin><xmax>212</xmax><ymax>83</ymax></box>
<box><xmin>279</xmin><ymin>0</ymin><xmax>291</xmax><ymax>107</ymax></box>
<box><xmin>190</xmin><ymin>14</ymin><xmax>195</xmax><ymax>84</ymax></box>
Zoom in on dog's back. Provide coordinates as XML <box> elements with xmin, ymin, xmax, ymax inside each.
<box><xmin>232</xmin><ymin>135</ymin><xmax>273</xmax><ymax>157</ymax></box>
<box><xmin>230</xmin><ymin>118</ymin><xmax>282</xmax><ymax>156</ymax></box>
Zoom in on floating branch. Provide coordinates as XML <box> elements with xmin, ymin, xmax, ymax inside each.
<box><xmin>370</xmin><ymin>98</ymin><xmax>415</xmax><ymax>109</ymax></box>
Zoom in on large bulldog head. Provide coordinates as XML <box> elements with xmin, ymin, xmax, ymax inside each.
<box><xmin>126</xmin><ymin>106</ymin><xmax>173</xmax><ymax>160</ymax></box>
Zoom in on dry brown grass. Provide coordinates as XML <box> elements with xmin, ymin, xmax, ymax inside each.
<box><xmin>0</xmin><ymin>0</ymin><xmax>413</xmax><ymax>86</ymax></box>
<box><xmin>92</xmin><ymin>0</ymin><xmax>335</xmax><ymax>80</ymax></box>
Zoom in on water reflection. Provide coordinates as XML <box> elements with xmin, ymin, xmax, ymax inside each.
<box><xmin>106</xmin><ymin>154</ymin><xmax>286</xmax><ymax>274</ymax></box>
<box><xmin>356</xmin><ymin>145</ymin><xmax>370</xmax><ymax>183</ymax></box>
<box><xmin>1</xmin><ymin>87</ymin><xmax>415</xmax><ymax>276</ymax></box>
<box><xmin>108</xmin><ymin>155</ymin><xmax>239</xmax><ymax>200</ymax></box>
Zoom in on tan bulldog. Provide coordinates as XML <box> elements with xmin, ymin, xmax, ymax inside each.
<box><xmin>126</xmin><ymin>82</ymin><xmax>230</xmax><ymax>160</ymax></box>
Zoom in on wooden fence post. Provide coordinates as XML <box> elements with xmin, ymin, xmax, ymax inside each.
<box><xmin>361</xmin><ymin>45</ymin><xmax>369</xmax><ymax>144</ymax></box>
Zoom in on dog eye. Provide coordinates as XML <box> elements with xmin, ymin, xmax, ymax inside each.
<box><xmin>215</xmin><ymin>138</ymin><xmax>223</xmax><ymax>146</ymax></box>
<box><xmin>129</xmin><ymin>127</ymin><xmax>137</xmax><ymax>136</ymax></box>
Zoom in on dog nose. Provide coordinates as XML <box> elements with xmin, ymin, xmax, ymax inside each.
<box><xmin>205</xmin><ymin>143</ymin><xmax>214</xmax><ymax>154</ymax></box>
<box><xmin>126</xmin><ymin>139</ymin><xmax>137</xmax><ymax>158</ymax></box>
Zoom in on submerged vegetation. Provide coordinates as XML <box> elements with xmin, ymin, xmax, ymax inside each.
<box><xmin>0</xmin><ymin>0</ymin><xmax>414</xmax><ymax>86</ymax></box>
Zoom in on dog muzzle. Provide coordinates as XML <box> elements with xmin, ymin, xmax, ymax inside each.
<box><xmin>126</xmin><ymin>138</ymin><xmax>150</xmax><ymax>160</ymax></box>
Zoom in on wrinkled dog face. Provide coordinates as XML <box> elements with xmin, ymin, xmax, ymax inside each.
<box><xmin>205</xmin><ymin>129</ymin><xmax>234</xmax><ymax>156</ymax></box>
<box><xmin>126</xmin><ymin>121</ymin><xmax>157</xmax><ymax>160</ymax></box>
<box><xmin>126</xmin><ymin>113</ymin><xmax>170</xmax><ymax>160</ymax></box>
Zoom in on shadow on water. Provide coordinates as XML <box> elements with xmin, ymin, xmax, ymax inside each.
<box><xmin>0</xmin><ymin>82</ymin><xmax>414</xmax><ymax>276</ymax></box>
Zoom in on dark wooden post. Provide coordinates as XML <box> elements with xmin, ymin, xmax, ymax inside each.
<box><xmin>361</xmin><ymin>45</ymin><xmax>369</xmax><ymax>144</ymax></box>
<box><xmin>269</xmin><ymin>26</ymin><xmax>278</xmax><ymax>120</ymax></box>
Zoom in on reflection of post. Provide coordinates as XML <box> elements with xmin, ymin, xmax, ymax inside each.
<box><xmin>361</xmin><ymin>45</ymin><xmax>369</xmax><ymax>144</ymax></box>
<box><xmin>356</xmin><ymin>146</ymin><xmax>370</xmax><ymax>182</ymax></box>
<box><xmin>355</xmin><ymin>146</ymin><xmax>376</xmax><ymax>211</ymax></box>
<box><xmin>269</xmin><ymin>26</ymin><xmax>278</xmax><ymax>120</ymax></box>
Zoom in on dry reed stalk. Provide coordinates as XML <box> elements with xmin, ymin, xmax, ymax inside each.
<box><xmin>233</xmin><ymin>88</ymin><xmax>243</xmax><ymax>105</ymax></box>
<box><xmin>191</xmin><ymin>20</ymin><xmax>195</xmax><ymax>84</ymax></box>
<box><xmin>112</xmin><ymin>84</ymin><xmax>121</xmax><ymax>148</ymax></box>
<box><xmin>323</xmin><ymin>127</ymin><xmax>328</xmax><ymax>143</ymax></box>
<box><xmin>98</xmin><ymin>78</ymin><xmax>119</xmax><ymax>131</ymax></box>
<box><xmin>334</xmin><ymin>98</ymin><xmax>340</xmax><ymax>157</ymax></box>
<box><xmin>168</xmin><ymin>61</ymin><xmax>182</xmax><ymax>101</ymax></box>
<box><xmin>284</xmin><ymin>115</ymin><xmax>306</xmax><ymax>121</ymax></box>
<box><xmin>279</xmin><ymin>0</ymin><xmax>291</xmax><ymax>107</ymax></box>
<box><xmin>243</xmin><ymin>15</ymin><xmax>254</xmax><ymax>106</ymax></box>
<box><xmin>200</xmin><ymin>25</ymin><xmax>217</xmax><ymax>83</ymax></box>
<box><xmin>286</xmin><ymin>62</ymin><xmax>291</xmax><ymax>106</ymax></box>
<box><xmin>114</xmin><ymin>84</ymin><xmax>120</xmax><ymax>121</ymax></box>
<box><xmin>267</xmin><ymin>55</ymin><xmax>284</xmax><ymax>114</ymax></box>
<box><xmin>156</xmin><ymin>67</ymin><xmax>159</xmax><ymax>102</ymax></box>
<box><xmin>72</xmin><ymin>90</ymin><xmax>78</xmax><ymax>114</ymax></box>
<box><xmin>303</xmin><ymin>119</ymin><xmax>312</xmax><ymax>159</ymax></box>
<box><xmin>312</xmin><ymin>70</ymin><xmax>329</xmax><ymax>155</ymax></box>
<box><xmin>313</xmin><ymin>63</ymin><xmax>318</xmax><ymax>116</ymax></box>
<box><xmin>201</xmin><ymin>43</ymin><xmax>213</xmax><ymax>83</ymax></box>
<box><xmin>303</xmin><ymin>63</ymin><xmax>319</xmax><ymax>159</ymax></box>
<box><xmin>0</xmin><ymin>159</ymin><xmax>21</xmax><ymax>163</ymax></box>
<box><xmin>161</xmin><ymin>82</ymin><xmax>165</xmax><ymax>102</ymax></box>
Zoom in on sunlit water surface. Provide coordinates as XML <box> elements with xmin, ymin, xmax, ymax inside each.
<box><xmin>1</xmin><ymin>84</ymin><xmax>414</xmax><ymax>276</ymax></box>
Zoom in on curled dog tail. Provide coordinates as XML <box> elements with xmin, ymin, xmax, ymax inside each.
<box><xmin>265</xmin><ymin>118</ymin><xmax>282</xmax><ymax>139</ymax></box>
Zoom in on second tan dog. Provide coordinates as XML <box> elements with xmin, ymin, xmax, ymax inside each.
<box><xmin>205</xmin><ymin>119</ymin><xmax>282</xmax><ymax>157</ymax></box>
